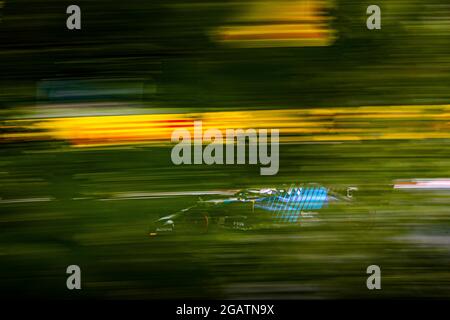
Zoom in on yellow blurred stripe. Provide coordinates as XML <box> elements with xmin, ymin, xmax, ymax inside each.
<box><xmin>3</xmin><ymin>105</ymin><xmax>450</xmax><ymax>147</ymax></box>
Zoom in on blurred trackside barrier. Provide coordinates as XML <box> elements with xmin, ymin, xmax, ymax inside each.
<box><xmin>3</xmin><ymin>105</ymin><xmax>450</xmax><ymax>147</ymax></box>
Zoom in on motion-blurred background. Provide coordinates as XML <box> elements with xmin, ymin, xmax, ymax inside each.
<box><xmin>1</xmin><ymin>0</ymin><xmax>450</xmax><ymax>299</ymax></box>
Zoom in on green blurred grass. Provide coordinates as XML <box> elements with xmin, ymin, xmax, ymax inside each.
<box><xmin>1</xmin><ymin>141</ymin><xmax>449</xmax><ymax>299</ymax></box>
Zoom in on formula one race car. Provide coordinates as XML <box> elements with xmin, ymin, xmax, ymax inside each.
<box><xmin>149</xmin><ymin>184</ymin><xmax>359</xmax><ymax>236</ymax></box>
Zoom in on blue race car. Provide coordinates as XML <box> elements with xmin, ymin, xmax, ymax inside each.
<box><xmin>150</xmin><ymin>184</ymin><xmax>359</xmax><ymax>236</ymax></box>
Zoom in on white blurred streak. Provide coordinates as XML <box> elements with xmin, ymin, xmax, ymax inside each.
<box><xmin>394</xmin><ymin>179</ymin><xmax>450</xmax><ymax>190</ymax></box>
